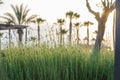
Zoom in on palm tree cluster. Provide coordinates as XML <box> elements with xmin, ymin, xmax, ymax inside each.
<box><xmin>0</xmin><ymin>0</ymin><xmax>115</xmax><ymax>53</ymax></box>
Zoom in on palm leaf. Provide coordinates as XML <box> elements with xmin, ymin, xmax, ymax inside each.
<box><xmin>25</xmin><ymin>15</ymin><xmax>37</xmax><ymax>24</ymax></box>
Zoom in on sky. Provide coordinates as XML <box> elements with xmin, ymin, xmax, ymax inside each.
<box><xmin>0</xmin><ymin>0</ymin><xmax>102</xmax><ymax>23</ymax></box>
<box><xmin>0</xmin><ymin>0</ymin><xmax>115</xmax><ymax>49</ymax></box>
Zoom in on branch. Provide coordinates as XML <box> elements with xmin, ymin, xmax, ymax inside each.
<box><xmin>110</xmin><ymin>1</ymin><xmax>116</xmax><ymax>11</ymax></box>
<box><xmin>108</xmin><ymin>0</ymin><xmax>116</xmax><ymax>12</ymax></box>
<box><xmin>101</xmin><ymin>0</ymin><xmax>106</xmax><ymax>8</ymax></box>
<box><xmin>86</xmin><ymin>0</ymin><xmax>100</xmax><ymax>20</ymax></box>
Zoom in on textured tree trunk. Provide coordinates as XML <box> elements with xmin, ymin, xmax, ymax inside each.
<box><xmin>114</xmin><ymin>0</ymin><xmax>120</xmax><ymax>79</ymax></box>
<box><xmin>60</xmin><ymin>26</ymin><xmax>62</xmax><ymax>46</ymax></box>
<box><xmin>17</xmin><ymin>29</ymin><xmax>23</xmax><ymax>46</ymax></box>
<box><xmin>69</xmin><ymin>19</ymin><xmax>72</xmax><ymax>44</ymax></box>
<box><xmin>38</xmin><ymin>25</ymin><xmax>40</xmax><ymax>45</ymax></box>
<box><xmin>93</xmin><ymin>22</ymin><xmax>105</xmax><ymax>53</ymax></box>
<box><xmin>87</xmin><ymin>26</ymin><xmax>89</xmax><ymax>45</ymax></box>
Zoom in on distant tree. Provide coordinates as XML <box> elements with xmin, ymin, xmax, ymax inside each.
<box><xmin>0</xmin><ymin>4</ymin><xmax>37</xmax><ymax>46</ymax></box>
<box><xmin>66</xmin><ymin>11</ymin><xmax>80</xmax><ymax>44</ymax></box>
<box><xmin>36</xmin><ymin>17</ymin><xmax>45</xmax><ymax>45</ymax></box>
<box><xmin>57</xmin><ymin>18</ymin><xmax>65</xmax><ymax>45</ymax></box>
<box><xmin>83</xmin><ymin>21</ymin><xmax>94</xmax><ymax>45</ymax></box>
<box><xmin>74</xmin><ymin>22</ymin><xmax>82</xmax><ymax>45</ymax></box>
<box><xmin>25</xmin><ymin>15</ymin><xmax>37</xmax><ymax>44</ymax></box>
<box><xmin>86</xmin><ymin>0</ymin><xmax>115</xmax><ymax>53</ymax></box>
<box><xmin>60</xmin><ymin>29</ymin><xmax>68</xmax><ymax>45</ymax></box>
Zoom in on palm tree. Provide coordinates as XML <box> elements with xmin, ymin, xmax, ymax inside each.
<box><xmin>66</xmin><ymin>11</ymin><xmax>80</xmax><ymax>44</ymax></box>
<box><xmin>0</xmin><ymin>4</ymin><xmax>37</xmax><ymax>46</ymax></box>
<box><xmin>115</xmin><ymin>0</ymin><xmax>120</xmax><ymax>79</ymax></box>
<box><xmin>83</xmin><ymin>21</ymin><xmax>94</xmax><ymax>45</ymax></box>
<box><xmin>74</xmin><ymin>22</ymin><xmax>82</xmax><ymax>45</ymax></box>
<box><xmin>36</xmin><ymin>17</ymin><xmax>45</xmax><ymax>44</ymax></box>
<box><xmin>57</xmin><ymin>18</ymin><xmax>65</xmax><ymax>45</ymax></box>
<box><xmin>25</xmin><ymin>15</ymin><xmax>37</xmax><ymax>44</ymax></box>
<box><xmin>60</xmin><ymin>29</ymin><xmax>68</xmax><ymax>45</ymax></box>
<box><xmin>86</xmin><ymin>0</ymin><xmax>115</xmax><ymax>53</ymax></box>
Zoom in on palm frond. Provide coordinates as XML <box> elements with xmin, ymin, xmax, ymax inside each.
<box><xmin>36</xmin><ymin>17</ymin><xmax>45</xmax><ymax>24</ymax></box>
<box><xmin>4</xmin><ymin>12</ymin><xmax>16</xmax><ymax>22</ymax></box>
<box><xmin>25</xmin><ymin>15</ymin><xmax>37</xmax><ymax>24</ymax></box>
<box><xmin>57</xmin><ymin>18</ymin><xmax>65</xmax><ymax>26</ymax></box>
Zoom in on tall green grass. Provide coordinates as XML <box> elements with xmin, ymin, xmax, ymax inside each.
<box><xmin>0</xmin><ymin>46</ymin><xmax>114</xmax><ymax>80</ymax></box>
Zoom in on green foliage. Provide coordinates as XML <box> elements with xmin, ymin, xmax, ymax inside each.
<box><xmin>0</xmin><ymin>46</ymin><xmax>114</xmax><ymax>80</ymax></box>
<box><xmin>36</xmin><ymin>17</ymin><xmax>45</xmax><ymax>24</ymax></box>
<box><xmin>66</xmin><ymin>11</ymin><xmax>80</xmax><ymax>19</ymax></box>
<box><xmin>60</xmin><ymin>29</ymin><xmax>68</xmax><ymax>34</ymax></box>
<box><xmin>83</xmin><ymin>21</ymin><xmax>94</xmax><ymax>27</ymax></box>
<box><xmin>57</xmin><ymin>18</ymin><xmax>65</xmax><ymax>26</ymax></box>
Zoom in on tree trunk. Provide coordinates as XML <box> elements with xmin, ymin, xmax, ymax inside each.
<box><xmin>93</xmin><ymin>22</ymin><xmax>105</xmax><ymax>53</ymax></box>
<box><xmin>114</xmin><ymin>0</ymin><xmax>120</xmax><ymax>79</ymax></box>
<box><xmin>60</xmin><ymin>26</ymin><xmax>62</xmax><ymax>46</ymax></box>
<box><xmin>38</xmin><ymin>25</ymin><xmax>40</xmax><ymax>45</ymax></box>
<box><xmin>87</xmin><ymin>26</ymin><xmax>89</xmax><ymax>45</ymax></box>
<box><xmin>17</xmin><ymin>29</ymin><xmax>23</xmax><ymax>46</ymax></box>
<box><xmin>9</xmin><ymin>29</ymin><xmax>11</xmax><ymax>47</ymax></box>
<box><xmin>69</xmin><ymin>19</ymin><xmax>72</xmax><ymax>45</ymax></box>
<box><xmin>25</xmin><ymin>28</ymin><xmax>27</xmax><ymax>44</ymax></box>
<box><xmin>77</xmin><ymin>29</ymin><xmax>79</xmax><ymax>45</ymax></box>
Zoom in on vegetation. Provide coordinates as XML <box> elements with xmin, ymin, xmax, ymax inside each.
<box><xmin>0</xmin><ymin>46</ymin><xmax>114</xmax><ymax>80</ymax></box>
<box><xmin>0</xmin><ymin>0</ymin><xmax>116</xmax><ymax>80</ymax></box>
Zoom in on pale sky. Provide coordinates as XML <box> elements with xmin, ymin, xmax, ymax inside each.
<box><xmin>0</xmin><ymin>0</ymin><xmax>102</xmax><ymax>23</ymax></box>
<box><xmin>0</xmin><ymin>0</ymin><xmax>114</xmax><ymax>48</ymax></box>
